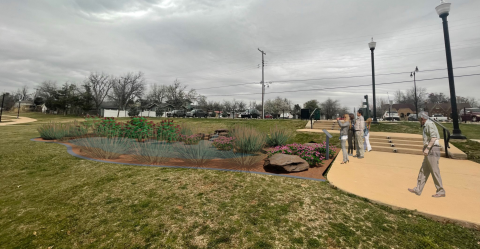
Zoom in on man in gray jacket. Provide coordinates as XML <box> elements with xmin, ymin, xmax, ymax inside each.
<box><xmin>353</xmin><ymin>110</ymin><xmax>365</xmax><ymax>159</ymax></box>
<box><xmin>408</xmin><ymin>111</ymin><xmax>445</xmax><ymax>198</ymax></box>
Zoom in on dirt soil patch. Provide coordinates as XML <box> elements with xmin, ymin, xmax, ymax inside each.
<box><xmin>33</xmin><ymin>137</ymin><xmax>339</xmax><ymax>180</ymax></box>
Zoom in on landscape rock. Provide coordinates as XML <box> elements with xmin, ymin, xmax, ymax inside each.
<box><xmin>215</xmin><ymin>129</ymin><xmax>229</xmax><ymax>134</ymax></box>
<box><xmin>263</xmin><ymin>154</ymin><xmax>309</xmax><ymax>172</ymax></box>
<box><xmin>303</xmin><ymin>143</ymin><xmax>319</xmax><ymax>147</ymax></box>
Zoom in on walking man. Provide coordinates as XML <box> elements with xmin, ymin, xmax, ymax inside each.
<box><xmin>353</xmin><ymin>110</ymin><xmax>365</xmax><ymax>159</ymax></box>
<box><xmin>408</xmin><ymin>111</ymin><xmax>446</xmax><ymax>198</ymax></box>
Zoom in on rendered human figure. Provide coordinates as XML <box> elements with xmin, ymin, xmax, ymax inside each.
<box><xmin>364</xmin><ymin>118</ymin><xmax>372</xmax><ymax>152</ymax></box>
<box><xmin>337</xmin><ymin>114</ymin><xmax>351</xmax><ymax>164</ymax></box>
<box><xmin>348</xmin><ymin>113</ymin><xmax>355</xmax><ymax>156</ymax></box>
<box><xmin>408</xmin><ymin>111</ymin><xmax>446</xmax><ymax>198</ymax></box>
<box><xmin>353</xmin><ymin>110</ymin><xmax>365</xmax><ymax>159</ymax></box>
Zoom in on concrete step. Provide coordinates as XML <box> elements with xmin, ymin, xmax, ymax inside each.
<box><xmin>369</xmin><ymin>134</ymin><xmax>421</xmax><ymax>141</ymax></box>
<box><xmin>372</xmin><ymin>146</ymin><xmax>446</xmax><ymax>157</ymax></box>
<box><xmin>369</xmin><ymin>137</ymin><xmax>424</xmax><ymax>145</ymax></box>
<box><xmin>369</xmin><ymin>141</ymin><xmax>441</xmax><ymax>151</ymax></box>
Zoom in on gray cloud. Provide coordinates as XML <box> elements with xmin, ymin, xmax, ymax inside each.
<box><xmin>1</xmin><ymin>0</ymin><xmax>479</xmax><ymax>111</ymax></box>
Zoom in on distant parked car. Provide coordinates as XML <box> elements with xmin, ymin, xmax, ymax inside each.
<box><xmin>460</xmin><ymin>108</ymin><xmax>480</xmax><ymax>122</ymax></box>
<box><xmin>382</xmin><ymin>111</ymin><xmax>400</xmax><ymax>121</ymax></box>
<box><xmin>264</xmin><ymin>114</ymin><xmax>273</xmax><ymax>119</ymax></box>
<box><xmin>408</xmin><ymin>114</ymin><xmax>419</xmax><ymax>121</ymax></box>
<box><xmin>431</xmin><ymin>114</ymin><xmax>448</xmax><ymax>122</ymax></box>
<box><xmin>167</xmin><ymin>110</ymin><xmax>186</xmax><ymax>118</ymax></box>
<box><xmin>241</xmin><ymin>109</ymin><xmax>260</xmax><ymax>119</ymax></box>
<box><xmin>186</xmin><ymin>109</ymin><xmax>207</xmax><ymax>118</ymax></box>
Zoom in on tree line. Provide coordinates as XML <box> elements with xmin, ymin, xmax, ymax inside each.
<box><xmin>1</xmin><ymin>71</ymin><xmax>352</xmax><ymax>119</ymax></box>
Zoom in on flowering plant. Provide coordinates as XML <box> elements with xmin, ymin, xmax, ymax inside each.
<box><xmin>94</xmin><ymin>117</ymin><xmax>123</xmax><ymax>138</ymax></box>
<box><xmin>123</xmin><ymin>116</ymin><xmax>154</xmax><ymax>141</ymax></box>
<box><xmin>180</xmin><ymin>134</ymin><xmax>202</xmax><ymax>145</ymax></box>
<box><xmin>268</xmin><ymin>142</ymin><xmax>336</xmax><ymax>166</ymax></box>
<box><xmin>212</xmin><ymin>136</ymin><xmax>235</xmax><ymax>151</ymax></box>
<box><xmin>155</xmin><ymin>119</ymin><xmax>181</xmax><ymax>142</ymax></box>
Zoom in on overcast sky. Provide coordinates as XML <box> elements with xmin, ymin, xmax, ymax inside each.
<box><xmin>1</xmin><ymin>0</ymin><xmax>479</xmax><ymax>111</ymax></box>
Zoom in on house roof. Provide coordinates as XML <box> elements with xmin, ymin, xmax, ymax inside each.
<box><xmin>99</xmin><ymin>102</ymin><xmax>118</xmax><ymax>109</ymax></box>
<box><xmin>392</xmin><ymin>104</ymin><xmax>415</xmax><ymax>111</ymax></box>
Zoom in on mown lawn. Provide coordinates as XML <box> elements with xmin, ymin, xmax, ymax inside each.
<box><xmin>1</xmin><ymin>114</ymin><xmax>479</xmax><ymax>248</ymax></box>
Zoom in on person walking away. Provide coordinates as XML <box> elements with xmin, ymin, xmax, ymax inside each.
<box><xmin>337</xmin><ymin>114</ymin><xmax>351</xmax><ymax>164</ymax></box>
<box><xmin>364</xmin><ymin>118</ymin><xmax>372</xmax><ymax>152</ymax></box>
<box><xmin>348</xmin><ymin>113</ymin><xmax>355</xmax><ymax>156</ymax></box>
<box><xmin>353</xmin><ymin>110</ymin><xmax>365</xmax><ymax>159</ymax></box>
<box><xmin>408</xmin><ymin>112</ymin><xmax>445</xmax><ymax>197</ymax></box>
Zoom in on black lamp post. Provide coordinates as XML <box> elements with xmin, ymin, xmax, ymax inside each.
<box><xmin>436</xmin><ymin>0</ymin><xmax>466</xmax><ymax>139</ymax></box>
<box><xmin>410</xmin><ymin>66</ymin><xmax>419</xmax><ymax>121</ymax></box>
<box><xmin>369</xmin><ymin>38</ymin><xmax>378</xmax><ymax>124</ymax></box>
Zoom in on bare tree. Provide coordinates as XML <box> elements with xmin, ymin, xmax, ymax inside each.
<box><xmin>320</xmin><ymin>98</ymin><xmax>341</xmax><ymax>119</ymax></box>
<box><xmin>147</xmin><ymin>83</ymin><xmax>167</xmax><ymax>104</ymax></box>
<box><xmin>16</xmin><ymin>85</ymin><xmax>30</xmax><ymax>101</ymax></box>
<box><xmin>85</xmin><ymin>72</ymin><xmax>113</xmax><ymax>114</ymax></box>
<box><xmin>165</xmin><ymin>79</ymin><xmax>198</xmax><ymax>109</ymax></box>
<box><xmin>110</xmin><ymin>72</ymin><xmax>146</xmax><ymax>117</ymax></box>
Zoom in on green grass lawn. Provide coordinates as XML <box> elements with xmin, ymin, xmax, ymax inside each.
<box><xmin>1</xmin><ymin>114</ymin><xmax>480</xmax><ymax>248</ymax></box>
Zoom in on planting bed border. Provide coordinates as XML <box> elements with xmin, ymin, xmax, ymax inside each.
<box><xmin>31</xmin><ymin>138</ymin><xmax>340</xmax><ymax>182</ymax></box>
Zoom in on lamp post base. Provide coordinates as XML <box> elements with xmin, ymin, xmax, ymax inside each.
<box><xmin>450</xmin><ymin>132</ymin><xmax>467</xmax><ymax>140</ymax></box>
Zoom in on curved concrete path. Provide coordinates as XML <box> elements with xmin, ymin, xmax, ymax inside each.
<box><xmin>327</xmin><ymin>151</ymin><xmax>480</xmax><ymax>228</ymax></box>
<box><xmin>0</xmin><ymin>115</ymin><xmax>37</xmax><ymax>126</ymax></box>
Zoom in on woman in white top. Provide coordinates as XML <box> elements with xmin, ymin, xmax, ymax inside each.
<box><xmin>364</xmin><ymin>118</ymin><xmax>372</xmax><ymax>152</ymax></box>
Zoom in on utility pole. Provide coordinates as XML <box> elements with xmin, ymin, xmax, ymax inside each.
<box><xmin>0</xmin><ymin>93</ymin><xmax>5</xmax><ymax>122</ymax></box>
<box><xmin>258</xmin><ymin>48</ymin><xmax>266</xmax><ymax>119</ymax></box>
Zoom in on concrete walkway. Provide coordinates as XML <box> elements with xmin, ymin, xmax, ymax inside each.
<box><xmin>327</xmin><ymin>151</ymin><xmax>480</xmax><ymax>227</ymax></box>
<box><xmin>0</xmin><ymin>115</ymin><xmax>37</xmax><ymax>126</ymax></box>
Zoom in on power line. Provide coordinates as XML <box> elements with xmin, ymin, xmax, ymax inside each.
<box><xmin>195</xmin><ymin>64</ymin><xmax>480</xmax><ymax>90</ymax></box>
<box><xmin>201</xmin><ymin>73</ymin><xmax>480</xmax><ymax>97</ymax></box>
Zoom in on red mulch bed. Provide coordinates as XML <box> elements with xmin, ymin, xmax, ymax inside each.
<box><xmin>33</xmin><ymin>137</ymin><xmax>339</xmax><ymax>180</ymax></box>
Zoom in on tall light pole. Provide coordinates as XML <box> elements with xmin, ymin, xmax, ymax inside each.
<box><xmin>410</xmin><ymin>66</ymin><xmax>419</xmax><ymax>120</ymax></box>
<box><xmin>436</xmin><ymin>0</ymin><xmax>466</xmax><ymax>139</ymax></box>
<box><xmin>369</xmin><ymin>38</ymin><xmax>378</xmax><ymax>124</ymax></box>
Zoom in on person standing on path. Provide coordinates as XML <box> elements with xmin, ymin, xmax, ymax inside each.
<box><xmin>408</xmin><ymin>112</ymin><xmax>446</xmax><ymax>198</ymax></box>
<box><xmin>353</xmin><ymin>110</ymin><xmax>365</xmax><ymax>159</ymax></box>
<box><xmin>348</xmin><ymin>113</ymin><xmax>355</xmax><ymax>156</ymax></box>
<box><xmin>337</xmin><ymin>114</ymin><xmax>351</xmax><ymax>164</ymax></box>
<box><xmin>364</xmin><ymin>118</ymin><xmax>372</xmax><ymax>152</ymax></box>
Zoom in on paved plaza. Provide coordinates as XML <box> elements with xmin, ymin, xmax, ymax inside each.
<box><xmin>328</xmin><ymin>150</ymin><xmax>480</xmax><ymax>227</ymax></box>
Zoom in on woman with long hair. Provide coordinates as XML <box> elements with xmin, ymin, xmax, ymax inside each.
<box><xmin>364</xmin><ymin>118</ymin><xmax>372</xmax><ymax>152</ymax></box>
<box><xmin>337</xmin><ymin>114</ymin><xmax>351</xmax><ymax>164</ymax></box>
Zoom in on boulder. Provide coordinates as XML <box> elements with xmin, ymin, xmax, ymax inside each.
<box><xmin>215</xmin><ymin>129</ymin><xmax>229</xmax><ymax>134</ymax></box>
<box><xmin>303</xmin><ymin>143</ymin><xmax>319</xmax><ymax>148</ymax></box>
<box><xmin>263</xmin><ymin>154</ymin><xmax>309</xmax><ymax>172</ymax></box>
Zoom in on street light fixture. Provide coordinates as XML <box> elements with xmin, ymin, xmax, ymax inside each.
<box><xmin>410</xmin><ymin>66</ymin><xmax>419</xmax><ymax>122</ymax></box>
<box><xmin>436</xmin><ymin>0</ymin><xmax>466</xmax><ymax>139</ymax></box>
<box><xmin>369</xmin><ymin>38</ymin><xmax>378</xmax><ymax>124</ymax></box>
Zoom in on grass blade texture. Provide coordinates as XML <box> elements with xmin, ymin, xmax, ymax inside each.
<box><xmin>37</xmin><ymin>122</ymin><xmax>69</xmax><ymax>140</ymax></box>
<box><xmin>266</xmin><ymin>125</ymin><xmax>292</xmax><ymax>147</ymax></box>
<box><xmin>230</xmin><ymin>124</ymin><xmax>265</xmax><ymax>154</ymax></box>
<box><xmin>175</xmin><ymin>141</ymin><xmax>218</xmax><ymax>166</ymax></box>
<box><xmin>132</xmin><ymin>141</ymin><xmax>173</xmax><ymax>164</ymax></box>
<box><xmin>73</xmin><ymin>137</ymin><xmax>133</xmax><ymax>159</ymax></box>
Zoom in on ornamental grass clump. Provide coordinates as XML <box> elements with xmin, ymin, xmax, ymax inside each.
<box><xmin>212</xmin><ymin>136</ymin><xmax>235</xmax><ymax>151</ymax></box>
<box><xmin>225</xmin><ymin>152</ymin><xmax>265</xmax><ymax>169</ymax></box>
<box><xmin>37</xmin><ymin>122</ymin><xmax>69</xmax><ymax>140</ymax></box>
<box><xmin>175</xmin><ymin>141</ymin><xmax>217</xmax><ymax>165</ymax></box>
<box><xmin>266</xmin><ymin>125</ymin><xmax>292</xmax><ymax>147</ymax></box>
<box><xmin>74</xmin><ymin>137</ymin><xmax>132</xmax><ymax>159</ymax></box>
<box><xmin>65</xmin><ymin>120</ymin><xmax>88</xmax><ymax>138</ymax></box>
<box><xmin>229</xmin><ymin>125</ymin><xmax>265</xmax><ymax>154</ymax></box>
<box><xmin>132</xmin><ymin>141</ymin><xmax>173</xmax><ymax>164</ymax></box>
